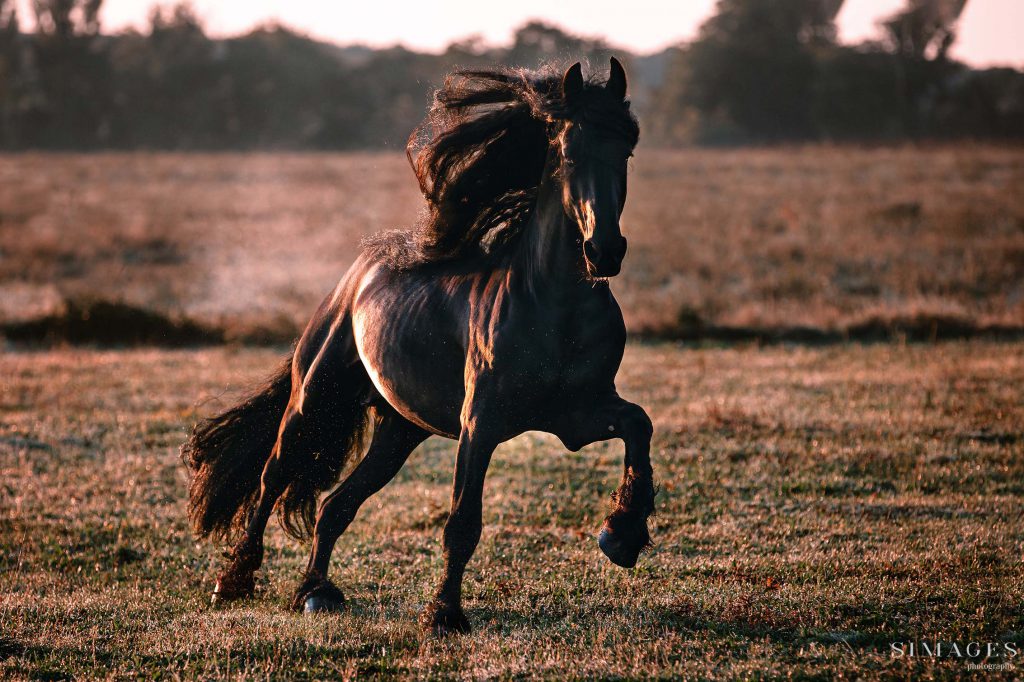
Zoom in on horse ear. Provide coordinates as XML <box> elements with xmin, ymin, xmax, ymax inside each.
<box><xmin>562</xmin><ymin>62</ymin><xmax>584</xmax><ymax>103</ymax></box>
<box><xmin>607</xmin><ymin>56</ymin><xmax>627</xmax><ymax>100</ymax></box>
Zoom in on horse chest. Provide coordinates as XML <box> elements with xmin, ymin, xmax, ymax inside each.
<box><xmin>513</xmin><ymin>287</ymin><xmax>625</xmax><ymax>398</ymax></box>
<box><xmin>560</xmin><ymin>308</ymin><xmax>625</xmax><ymax>392</ymax></box>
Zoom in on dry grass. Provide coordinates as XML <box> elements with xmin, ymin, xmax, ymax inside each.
<box><xmin>2</xmin><ymin>342</ymin><xmax>1023</xmax><ymax>679</ymax></box>
<box><xmin>622</xmin><ymin>147</ymin><xmax>1024</xmax><ymax>337</ymax></box>
<box><xmin>1</xmin><ymin>146</ymin><xmax>1022</xmax><ymax>342</ymax></box>
<box><xmin>1</xmin><ymin>147</ymin><xmax>1022</xmax><ymax>678</ymax></box>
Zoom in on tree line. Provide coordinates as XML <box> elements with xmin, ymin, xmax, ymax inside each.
<box><xmin>0</xmin><ymin>0</ymin><xmax>1020</xmax><ymax>149</ymax></box>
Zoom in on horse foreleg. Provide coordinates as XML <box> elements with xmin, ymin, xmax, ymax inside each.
<box><xmin>295</xmin><ymin>409</ymin><xmax>428</xmax><ymax>613</ymax></box>
<box><xmin>555</xmin><ymin>397</ymin><xmax>656</xmax><ymax>568</ymax></box>
<box><xmin>423</xmin><ymin>422</ymin><xmax>498</xmax><ymax>635</ymax></box>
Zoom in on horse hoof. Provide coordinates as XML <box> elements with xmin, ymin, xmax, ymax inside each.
<box><xmin>598</xmin><ymin>528</ymin><xmax>639</xmax><ymax>569</ymax></box>
<box><xmin>304</xmin><ymin>594</ymin><xmax>345</xmax><ymax>614</ymax></box>
<box><xmin>423</xmin><ymin>603</ymin><xmax>471</xmax><ymax>636</ymax></box>
<box><xmin>293</xmin><ymin>577</ymin><xmax>346</xmax><ymax>613</ymax></box>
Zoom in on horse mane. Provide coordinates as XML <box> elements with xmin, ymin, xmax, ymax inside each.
<box><xmin>363</xmin><ymin>63</ymin><xmax>640</xmax><ymax>270</ymax></box>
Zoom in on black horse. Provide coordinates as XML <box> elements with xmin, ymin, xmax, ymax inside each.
<box><xmin>182</xmin><ymin>58</ymin><xmax>657</xmax><ymax>635</ymax></box>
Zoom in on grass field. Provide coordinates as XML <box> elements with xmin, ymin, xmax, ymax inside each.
<box><xmin>1</xmin><ymin>147</ymin><xmax>1022</xmax><ymax>342</ymax></box>
<box><xmin>2</xmin><ymin>341</ymin><xmax>1022</xmax><ymax>679</ymax></box>
<box><xmin>1</xmin><ymin>147</ymin><xmax>1022</xmax><ymax>678</ymax></box>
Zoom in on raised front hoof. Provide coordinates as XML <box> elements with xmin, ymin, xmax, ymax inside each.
<box><xmin>598</xmin><ymin>527</ymin><xmax>643</xmax><ymax>569</ymax></box>
<box><xmin>292</xmin><ymin>576</ymin><xmax>346</xmax><ymax>614</ymax></box>
<box><xmin>210</xmin><ymin>574</ymin><xmax>255</xmax><ymax>606</ymax></box>
<box><xmin>422</xmin><ymin>602</ymin><xmax>471</xmax><ymax>637</ymax></box>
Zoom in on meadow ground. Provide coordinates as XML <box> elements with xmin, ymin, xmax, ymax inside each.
<box><xmin>1</xmin><ymin>147</ymin><xmax>1022</xmax><ymax>679</ymax></box>
<box><xmin>1</xmin><ymin>147</ymin><xmax>1022</xmax><ymax>342</ymax></box>
<box><xmin>2</xmin><ymin>341</ymin><xmax>1022</xmax><ymax>680</ymax></box>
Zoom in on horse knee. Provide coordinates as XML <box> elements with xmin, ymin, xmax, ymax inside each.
<box><xmin>620</xmin><ymin>404</ymin><xmax>653</xmax><ymax>442</ymax></box>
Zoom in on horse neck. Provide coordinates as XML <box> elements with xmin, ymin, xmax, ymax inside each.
<box><xmin>517</xmin><ymin>151</ymin><xmax>584</xmax><ymax>294</ymax></box>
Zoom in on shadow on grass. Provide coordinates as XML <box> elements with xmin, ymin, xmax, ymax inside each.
<box><xmin>467</xmin><ymin>599</ymin><xmax>898</xmax><ymax>654</ymax></box>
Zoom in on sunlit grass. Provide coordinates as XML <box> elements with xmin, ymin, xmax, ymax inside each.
<box><xmin>2</xmin><ymin>342</ymin><xmax>1022</xmax><ymax>678</ymax></box>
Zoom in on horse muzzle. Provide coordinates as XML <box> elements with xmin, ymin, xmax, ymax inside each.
<box><xmin>583</xmin><ymin>235</ymin><xmax>627</xmax><ymax>278</ymax></box>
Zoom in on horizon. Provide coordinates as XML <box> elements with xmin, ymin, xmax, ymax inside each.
<box><xmin>12</xmin><ymin>0</ymin><xmax>1024</xmax><ymax>68</ymax></box>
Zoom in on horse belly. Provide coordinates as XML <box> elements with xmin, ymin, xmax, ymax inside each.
<box><xmin>351</xmin><ymin>272</ymin><xmax>466</xmax><ymax>438</ymax></box>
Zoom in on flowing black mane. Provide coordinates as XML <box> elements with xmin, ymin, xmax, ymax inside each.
<box><xmin>363</xmin><ymin>63</ymin><xmax>640</xmax><ymax>269</ymax></box>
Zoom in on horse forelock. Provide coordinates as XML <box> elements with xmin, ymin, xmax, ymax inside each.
<box><xmin>361</xmin><ymin>63</ymin><xmax>639</xmax><ymax>270</ymax></box>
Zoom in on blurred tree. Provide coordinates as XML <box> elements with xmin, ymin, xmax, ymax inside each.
<box><xmin>651</xmin><ymin>0</ymin><xmax>845</xmax><ymax>143</ymax></box>
<box><xmin>0</xmin><ymin>2</ymin><xmax>1019</xmax><ymax>150</ymax></box>
<box><xmin>0</xmin><ymin>0</ymin><xmax>16</xmax><ymax>39</ymax></box>
<box><xmin>812</xmin><ymin>48</ymin><xmax>908</xmax><ymax>139</ymax></box>
<box><xmin>506</xmin><ymin>21</ymin><xmax>613</xmax><ymax>68</ymax></box>
<box><xmin>882</xmin><ymin>0</ymin><xmax>968</xmax><ymax>62</ymax></box>
<box><xmin>106</xmin><ymin>3</ymin><xmax>217</xmax><ymax>147</ymax></box>
<box><xmin>0</xmin><ymin>0</ymin><xmax>18</xmax><ymax>145</ymax></box>
<box><xmin>111</xmin><ymin>6</ymin><xmax>369</xmax><ymax>149</ymax></box>
<box><xmin>871</xmin><ymin>0</ymin><xmax>970</xmax><ymax>138</ymax></box>
<box><xmin>24</xmin><ymin>0</ymin><xmax>111</xmax><ymax>147</ymax></box>
<box><xmin>32</xmin><ymin>0</ymin><xmax>102</xmax><ymax>39</ymax></box>
<box><xmin>930</xmin><ymin>67</ymin><xmax>1024</xmax><ymax>138</ymax></box>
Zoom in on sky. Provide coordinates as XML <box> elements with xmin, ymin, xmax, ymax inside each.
<box><xmin>18</xmin><ymin>0</ymin><xmax>1024</xmax><ymax>67</ymax></box>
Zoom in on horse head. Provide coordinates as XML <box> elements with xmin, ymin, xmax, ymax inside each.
<box><xmin>554</xmin><ymin>58</ymin><xmax>635</xmax><ymax>278</ymax></box>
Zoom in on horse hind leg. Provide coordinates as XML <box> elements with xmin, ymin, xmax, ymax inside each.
<box><xmin>212</xmin><ymin>401</ymin><xmax>311</xmax><ymax>603</ymax></box>
<box><xmin>214</xmin><ymin>347</ymin><xmax>372</xmax><ymax>604</ymax></box>
<box><xmin>294</xmin><ymin>406</ymin><xmax>428</xmax><ymax>613</ymax></box>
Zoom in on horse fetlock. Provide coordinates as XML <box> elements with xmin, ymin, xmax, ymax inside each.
<box><xmin>422</xmin><ymin>600</ymin><xmax>471</xmax><ymax>636</ymax></box>
<box><xmin>612</xmin><ymin>471</ymin><xmax>656</xmax><ymax>517</ymax></box>
<box><xmin>293</xmin><ymin>573</ymin><xmax>346</xmax><ymax>614</ymax></box>
<box><xmin>210</xmin><ymin>537</ymin><xmax>264</xmax><ymax>605</ymax></box>
<box><xmin>211</xmin><ymin>567</ymin><xmax>257</xmax><ymax>604</ymax></box>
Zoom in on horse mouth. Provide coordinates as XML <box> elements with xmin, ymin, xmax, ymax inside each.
<box><xmin>586</xmin><ymin>260</ymin><xmax>622</xmax><ymax>278</ymax></box>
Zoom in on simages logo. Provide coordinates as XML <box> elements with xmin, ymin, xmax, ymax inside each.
<box><xmin>890</xmin><ymin>641</ymin><xmax>1019</xmax><ymax>670</ymax></box>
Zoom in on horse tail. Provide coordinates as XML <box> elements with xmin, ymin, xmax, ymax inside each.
<box><xmin>182</xmin><ymin>353</ymin><xmax>294</xmax><ymax>541</ymax></box>
<box><xmin>182</xmin><ymin>314</ymin><xmax>374</xmax><ymax>543</ymax></box>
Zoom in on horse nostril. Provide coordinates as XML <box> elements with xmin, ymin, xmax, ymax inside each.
<box><xmin>583</xmin><ymin>239</ymin><xmax>601</xmax><ymax>263</ymax></box>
